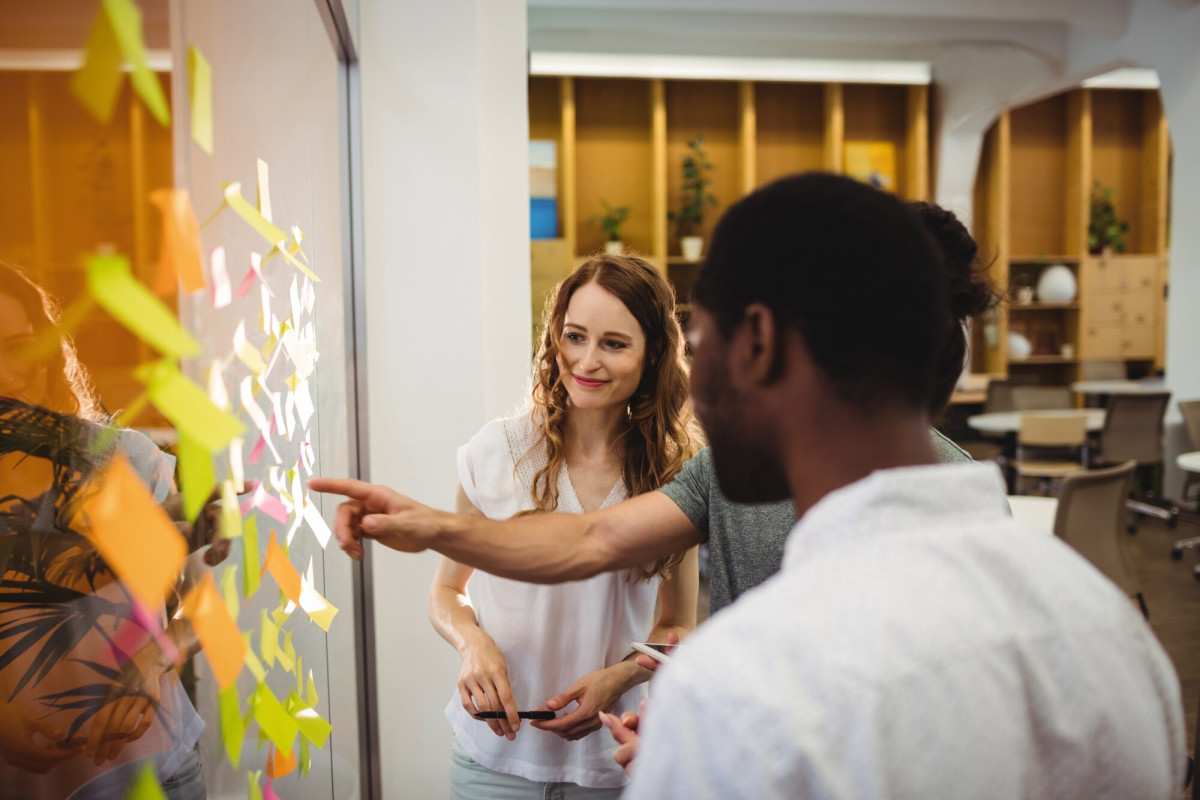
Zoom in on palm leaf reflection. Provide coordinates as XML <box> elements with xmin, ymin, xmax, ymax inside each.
<box><xmin>36</xmin><ymin>659</ymin><xmax>175</xmax><ymax>743</ymax></box>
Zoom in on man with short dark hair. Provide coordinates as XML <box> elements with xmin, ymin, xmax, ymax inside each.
<box><xmin>614</xmin><ymin>173</ymin><xmax>1184</xmax><ymax>799</ymax></box>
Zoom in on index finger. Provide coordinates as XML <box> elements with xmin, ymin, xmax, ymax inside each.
<box><xmin>307</xmin><ymin>477</ymin><xmax>375</xmax><ymax>500</ymax></box>
<box><xmin>599</xmin><ymin>712</ymin><xmax>638</xmax><ymax>746</ymax></box>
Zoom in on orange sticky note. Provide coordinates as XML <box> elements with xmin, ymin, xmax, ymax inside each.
<box><xmin>150</xmin><ymin>189</ymin><xmax>206</xmax><ymax>294</ymax></box>
<box><xmin>262</xmin><ymin>530</ymin><xmax>302</xmax><ymax>606</ymax></box>
<box><xmin>267</xmin><ymin>743</ymin><xmax>297</xmax><ymax>779</ymax></box>
<box><xmin>76</xmin><ymin>455</ymin><xmax>185</xmax><ymax>611</ymax></box>
<box><xmin>181</xmin><ymin>572</ymin><xmax>246</xmax><ymax>689</ymax></box>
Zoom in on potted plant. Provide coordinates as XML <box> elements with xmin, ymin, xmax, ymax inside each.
<box><xmin>1088</xmin><ymin>182</ymin><xmax>1129</xmax><ymax>254</ymax></box>
<box><xmin>589</xmin><ymin>199</ymin><xmax>629</xmax><ymax>254</ymax></box>
<box><xmin>670</xmin><ymin>135</ymin><xmax>717</xmax><ymax>261</ymax></box>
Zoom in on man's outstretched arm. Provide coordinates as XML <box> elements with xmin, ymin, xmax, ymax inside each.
<box><xmin>307</xmin><ymin>477</ymin><xmax>703</xmax><ymax>584</ymax></box>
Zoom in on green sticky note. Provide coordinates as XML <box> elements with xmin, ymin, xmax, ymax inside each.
<box><xmin>88</xmin><ymin>255</ymin><xmax>200</xmax><ymax>358</ymax></box>
<box><xmin>299</xmin><ymin>736</ymin><xmax>311</xmax><ymax>777</ymax></box>
<box><xmin>260</xmin><ymin>608</ymin><xmax>279</xmax><ymax>668</ymax></box>
<box><xmin>220</xmin><ymin>564</ymin><xmax>239</xmax><ymax>621</ymax></box>
<box><xmin>102</xmin><ymin>0</ymin><xmax>170</xmax><ymax>126</ymax></box>
<box><xmin>242</xmin><ymin>633</ymin><xmax>266</xmax><ymax>683</ymax></box>
<box><xmin>188</xmin><ymin>46</ymin><xmax>213</xmax><ymax>155</ymax></box>
<box><xmin>295</xmin><ymin>656</ymin><xmax>304</xmax><ymax>698</ymax></box>
<box><xmin>137</xmin><ymin>361</ymin><xmax>245</xmax><ymax>454</ymax></box>
<box><xmin>250</xmin><ymin>683</ymin><xmax>299</xmax><ymax>756</ymax></box>
<box><xmin>124</xmin><ymin>762</ymin><xmax>167</xmax><ymax>800</ymax></box>
<box><xmin>277</xmin><ymin>630</ymin><xmax>295</xmax><ymax>673</ymax></box>
<box><xmin>242</xmin><ymin>516</ymin><xmax>261</xmax><ymax>600</ymax></box>
<box><xmin>178</xmin><ymin>431</ymin><xmax>215</xmax><ymax>522</ymax></box>
<box><xmin>223</xmin><ymin>183</ymin><xmax>288</xmax><ymax>248</ymax></box>
<box><xmin>247</xmin><ymin>769</ymin><xmax>263</xmax><ymax>800</ymax></box>
<box><xmin>306</xmin><ymin>670</ymin><xmax>319</xmax><ymax>708</ymax></box>
<box><xmin>219</xmin><ymin>684</ymin><xmax>245</xmax><ymax>768</ymax></box>
<box><xmin>221</xmin><ymin>480</ymin><xmax>243</xmax><ymax>540</ymax></box>
<box><xmin>71</xmin><ymin>2</ymin><xmax>124</xmax><ymax>124</ymax></box>
<box><xmin>294</xmin><ymin>706</ymin><xmax>332</xmax><ymax>749</ymax></box>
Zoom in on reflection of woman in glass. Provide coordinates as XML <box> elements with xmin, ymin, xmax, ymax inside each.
<box><xmin>429</xmin><ymin>255</ymin><xmax>699</xmax><ymax>798</ymax></box>
<box><xmin>0</xmin><ymin>261</ymin><xmax>208</xmax><ymax>799</ymax></box>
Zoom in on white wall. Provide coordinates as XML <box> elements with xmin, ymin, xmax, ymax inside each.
<box><xmin>358</xmin><ymin>0</ymin><xmax>531</xmax><ymax>796</ymax></box>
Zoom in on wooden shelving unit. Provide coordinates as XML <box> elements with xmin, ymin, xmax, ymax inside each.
<box><xmin>528</xmin><ymin>74</ymin><xmax>930</xmax><ymax>306</ymax></box>
<box><xmin>971</xmin><ymin>87</ymin><xmax>1170</xmax><ymax>382</ymax></box>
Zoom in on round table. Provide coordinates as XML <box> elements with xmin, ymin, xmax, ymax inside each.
<box><xmin>1177</xmin><ymin>451</ymin><xmax>1200</xmax><ymax>474</ymax></box>
<box><xmin>1007</xmin><ymin>495</ymin><xmax>1058</xmax><ymax>535</ymax></box>
<box><xmin>1070</xmin><ymin>379</ymin><xmax>1167</xmax><ymax>395</ymax></box>
<box><xmin>967</xmin><ymin>408</ymin><xmax>1107</xmax><ymax>434</ymax></box>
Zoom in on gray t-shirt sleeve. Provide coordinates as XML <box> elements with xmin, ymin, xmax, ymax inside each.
<box><xmin>931</xmin><ymin>428</ymin><xmax>973</xmax><ymax>463</ymax></box>
<box><xmin>658</xmin><ymin>449</ymin><xmax>712</xmax><ymax>541</ymax></box>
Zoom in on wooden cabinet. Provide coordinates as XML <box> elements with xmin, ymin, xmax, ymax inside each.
<box><xmin>972</xmin><ymin>88</ymin><xmax>1170</xmax><ymax>381</ymax></box>
<box><xmin>528</xmin><ymin>75</ymin><xmax>930</xmax><ymax>310</ymax></box>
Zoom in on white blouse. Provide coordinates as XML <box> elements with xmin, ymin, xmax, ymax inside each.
<box><xmin>444</xmin><ymin>412</ymin><xmax>659</xmax><ymax>789</ymax></box>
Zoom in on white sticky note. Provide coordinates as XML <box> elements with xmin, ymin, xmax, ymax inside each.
<box><xmin>207</xmin><ymin>360</ymin><xmax>230</xmax><ymax>410</ymax></box>
<box><xmin>294</xmin><ymin>380</ymin><xmax>315</xmax><ymax>429</ymax></box>
<box><xmin>302</xmin><ymin>494</ymin><xmax>332</xmax><ymax>549</ymax></box>
<box><xmin>211</xmin><ymin>246</ymin><xmax>231</xmax><ymax>309</ymax></box>
<box><xmin>257</xmin><ymin>158</ymin><xmax>273</xmax><ymax>223</ymax></box>
<box><xmin>284</xmin><ymin>389</ymin><xmax>296</xmax><ymax>441</ymax></box>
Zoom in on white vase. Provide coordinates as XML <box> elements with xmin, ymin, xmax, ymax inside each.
<box><xmin>680</xmin><ymin>236</ymin><xmax>704</xmax><ymax>261</ymax></box>
<box><xmin>604</xmin><ymin>240</ymin><xmax>623</xmax><ymax>255</ymax></box>
<box><xmin>1036</xmin><ymin>264</ymin><xmax>1077</xmax><ymax>303</ymax></box>
<box><xmin>1007</xmin><ymin>331</ymin><xmax>1032</xmax><ymax>361</ymax></box>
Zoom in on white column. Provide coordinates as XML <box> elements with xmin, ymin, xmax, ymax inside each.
<box><xmin>358</xmin><ymin>0</ymin><xmax>530</xmax><ymax>795</ymax></box>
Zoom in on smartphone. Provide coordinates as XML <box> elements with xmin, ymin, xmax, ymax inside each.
<box><xmin>631</xmin><ymin>641</ymin><xmax>677</xmax><ymax>664</ymax></box>
<box><xmin>473</xmin><ymin>710</ymin><xmax>556</xmax><ymax>720</ymax></box>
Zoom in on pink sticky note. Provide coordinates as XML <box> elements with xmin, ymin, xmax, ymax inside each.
<box><xmin>249</xmin><ymin>432</ymin><xmax>266</xmax><ymax>464</ymax></box>
<box><xmin>211</xmin><ymin>246</ymin><xmax>231</xmax><ymax>308</ymax></box>
<box><xmin>258</xmin><ymin>492</ymin><xmax>290</xmax><ymax>524</ymax></box>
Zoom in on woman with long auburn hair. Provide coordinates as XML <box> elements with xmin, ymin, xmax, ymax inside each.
<box><xmin>429</xmin><ymin>254</ymin><xmax>698</xmax><ymax>797</ymax></box>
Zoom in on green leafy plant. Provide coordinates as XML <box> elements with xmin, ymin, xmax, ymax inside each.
<box><xmin>670</xmin><ymin>135</ymin><xmax>717</xmax><ymax>239</ymax></box>
<box><xmin>1088</xmin><ymin>182</ymin><xmax>1130</xmax><ymax>253</ymax></box>
<box><xmin>588</xmin><ymin>199</ymin><xmax>629</xmax><ymax>242</ymax></box>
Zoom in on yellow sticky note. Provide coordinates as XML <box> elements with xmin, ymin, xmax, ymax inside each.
<box><xmin>306</xmin><ymin>670</ymin><xmax>319</xmax><ymax>708</ymax></box>
<box><xmin>277</xmin><ymin>629</ymin><xmax>295</xmax><ymax>673</ymax></box>
<box><xmin>243</xmin><ymin>515</ymin><xmax>261</xmax><ymax>599</ymax></box>
<box><xmin>76</xmin><ymin>455</ymin><xmax>186</xmax><ymax>611</ymax></box>
<box><xmin>295</xmin><ymin>706</ymin><xmax>332</xmax><ymax>749</ymax></box>
<box><xmin>177</xmin><ymin>431</ymin><xmax>215</xmax><ymax>523</ymax></box>
<box><xmin>105</xmin><ymin>0</ymin><xmax>170</xmax><ymax>126</ymax></box>
<box><xmin>87</xmin><ymin>254</ymin><xmax>200</xmax><ymax>358</ymax></box>
<box><xmin>188</xmin><ymin>46</ymin><xmax>213</xmax><ymax>155</ymax></box>
<box><xmin>181</xmin><ymin>572</ymin><xmax>246</xmax><ymax>689</ymax></box>
<box><xmin>223</xmin><ymin>183</ymin><xmax>288</xmax><ymax>248</ymax></box>
<box><xmin>124</xmin><ymin>762</ymin><xmax>167</xmax><ymax>800</ymax></box>
<box><xmin>251</xmin><ymin>683</ymin><xmax>298</xmax><ymax>757</ymax></box>
<box><xmin>137</xmin><ymin>361</ymin><xmax>245</xmax><ymax>455</ymax></box>
<box><xmin>70</xmin><ymin>0</ymin><xmax>125</xmax><ymax>124</ymax></box>
<box><xmin>150</xmin><ymin>189</ymin><xmax>206</xmax><ymax>295</ymax></box>
<box><xmin>218</xmin><ymin>684</ymin><xmax>245</xmax><ymax>768</ymax></box>
<box><xmin>243</xmin><ymin>634</ymin><xmax>267</xmax><ymax>682</ymax></box>
<box><xmin>262</xmin><ymin>531</ymin><xmax>302</xmax><ymax>606</ymax></box>
<box><xmin>220</xmin><ymin>479</ymin><xmax>242</xmax><ymax>540</ymax></box>
<box><xmin>299</xmin><ymin>581</ymin><xmax>339</xmax><ymax>632</ymax></box>
<box><xmin>248</xmin><ymin>771</ymin><xmax>263</xmax><ymax>800</ymax></box>
<box><xmin>219</xmin><ymin>564</ymin><xmax>239</xmax><ymax>620</ymax></box>
<box><xmin>260</xmin><ymin>607</ymin><xmax>280</xmax><ymax>668</ymax></box>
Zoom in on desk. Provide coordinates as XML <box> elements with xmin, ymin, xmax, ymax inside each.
<box><xmin>968</xmin><ymin>409</ymin><xmax>1107</xmax><ymax>434</ymax></box>
<box><xmin>1178</xmin><ymin>452</ymin><xmax>1200</xmax><ymax>474</ymax></box>
<box><xmin>1007</xmin><ymin>496</ymin><xmax>1057</xmax><ymax>535</ymax></box>
<box><xmin>1070</xmin><ymin>379</ymin><xmax>1167</xmax><ymax>396</ymax></box>
<box><xmin>950</xmin><ymin>390</ymin><xmax>987</xmax><ymax>405</ymax></box>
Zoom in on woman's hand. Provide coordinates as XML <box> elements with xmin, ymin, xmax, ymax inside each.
<box><xmin>0</xmin><ymin>701</ymin><xmax>82</xmax><ymax>773</ymax></box>
<box><xmin>458</xmin><ymin>637</ymin><xmax>521</xmax><ymax>740</ymax></box>
<box><xmin>85</xmin><ymin>643</ymin><xmax>166</xmax><ymax>765</ymax></box>
<box><xmin>531</xmin><ymin>662</ymin><xmax>642</xmax><ymax>741</ymax></box>
<box><xmin>600</xmin><ymin>700</ymin><xmax>646</xmax><ymax>775</ymax></box>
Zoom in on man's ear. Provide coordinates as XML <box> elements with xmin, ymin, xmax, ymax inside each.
<box><xmin>731</xmin><ymin>303</ymin><xmax>782</xmax><ymax>386</ymax></box>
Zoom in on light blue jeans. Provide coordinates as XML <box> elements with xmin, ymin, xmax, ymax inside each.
<box><xmin>450</xmin><ymin>740</ymin><xmax>622</xmax><ymax>800</ymax></box>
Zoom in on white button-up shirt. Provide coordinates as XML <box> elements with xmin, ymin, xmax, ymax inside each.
<box><xmin>626</xmin><ymin>462</ymin><xmax>1185</xmax><ymax>800</ymax></box>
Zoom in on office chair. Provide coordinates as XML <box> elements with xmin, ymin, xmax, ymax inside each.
<box><xmin>1011</xmin><ymin>385</ymin><xmax>1072</xmax><ymax>411</ymax></box>
<box><xmin>1169</xmin><ymin>400</ymin><xmax>1200</xmax><ymax>572</ymax></box>
<box><xmin>1011</xmin><ymin>411</ymin><xmax>1088</xmax><ymax>496</ymax></box>
<box><xmin>1090</xmin><ymin>392</ymin><xmax>1175</xmax><ymax>531</ymax></box>
<box><xmin>1079</xmin><ymin>359</ymin><xmax>1127</xmax><ymax>381</ymax></box>
<box><xmin>1054</xmin><ymin>460</ymin><xmax>1147</xmax><ymax>618</ymax></box>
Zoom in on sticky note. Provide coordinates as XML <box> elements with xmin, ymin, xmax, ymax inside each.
<box><xmin>181</xmin><ymin>572</ymin><xmax>246</xmax><ymax>689</ymax></box>
<box><xmin>299</xmin><ymin>737</ymin><xmax>312</xmax><ymax>777</ymax></box>
<box><xmin>243</xmin><ymin>635</ymin><xmax>267</xmax><ymax>683</ymax></box>
<box><xmin>306</xmin><ymin>670</ymin><xmax>319</xmax><ymax>707</ymax></box>
<box><xmin>210</xmin><ymin>246</ymin><xmax>231</xmax><ymax>309</ymax></box>
<box><xmin>188</xmin><ymin>46</ymin><xmax>213</xmax><ymax>155</ymax></box>
<box><xmin>242</xmin><ymin>515</ymin><xmax>261</xmax><ymax>600</ymax></box>
<box><xmin>267</xmin><ymin>743</ymin><xmax>296</xmax><ymax>780</ymax></box>
<box><xmin>223</xmin><ymin>182</ymin><xmax>287</xmax><ymax>248</ymax></box>
<box><xmin>303</xmin><ymin>498</ymin><xmax>333</xmax><ymax>549</ymax></box>
<box><xmin>229</xmin><ymin>438</ymin><xmax>245</xmax><ymax>493</ymax></box>
<box><xmin>137</xmin><ymin>361</ymin><xmax>245</xmax><ymax>455</ymax></box>
<box><xmin>219</xmin><ymin>564</ymin><xmax>239</xmax><ymax>620</ymax></box>
<box><xmin>263</xmin><ymin>776</ymin><xmax>281</xmax><ymax>800</ymax></box>
<box><xmin>76</xmin><ymin>455</ymin><xmax>185</xmax><ymax>611</ymax></box>
<box><xmin>234</xmin><ymin>321</ymin><xmax>266</xmax><ymax>375</ymax></box>
<box><xmin>251</xmin><ymin>683</ymin><xmax>298</xmax><ymax>757</ymax></box>
<box><xmin>260</xmin><ymin>607</ymin><xmax>280</xmax><ymax>668</ymax></box>
<box><xmin>149</xmin><ymin>189</ymin><xmax>205</xmax><ymax>294</ymax></box>
<box><xmin>278</xmin><ymin>629</ymin><xmax>296</xmax><ymax>673</ymax></box>
<box><xmin>72</xmin><ymin>0</ymin><xmax>169</xmax><ymax>127</ymax></box>
<box><xmin>87</xmin><ymin>254</ymin><xmax>200</xmax><ymax>358</ymax></box>
<box><xmin>124</xmin><ymin>762</ymin><xmax>167</xmax><ymax>800</ymax></box>
<box><xmin>262</xmin><ymin>530</ymin><xmax>302</xmax><ymax>605</ymax></box>
<box><xmin>248</xmin><ymin>771</ymin><xmax>263</xmax><ymax>800</ymax></box>
<box><xmin>220</xmin><ymin>479</ymin><xmax>242</xmax><ymax>541</ymax></box>
<box><xmin>295</xmin><ymin>706</ymin><xmax>332</xmax><ymax>748</ymax></box>
<box><xmin>177</xmin><ymin>431</ymin><xmax>215</xmax><ymax>522</ymax></box>
<box><xmin>257</xmin><ymin>159</ymin><xmax>273</xmax><ymax>223</ymax></box>
<box><xmin>294</xmin><ymin>380</ymin><xmax>315</xmax><ymax>429</ymax></box>
<box><xmin>218</xmin><ymin>684</ymin><xmax>245</xmax><ymax>768</ymax></box>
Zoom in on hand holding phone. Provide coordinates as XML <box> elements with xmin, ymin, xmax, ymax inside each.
<box><xmin>474</xmin><ymin>710</ymin><xmax>556</xmax><ymax>720</ymax></box>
